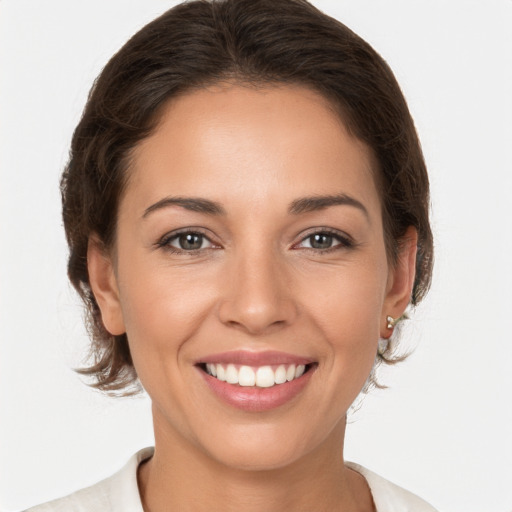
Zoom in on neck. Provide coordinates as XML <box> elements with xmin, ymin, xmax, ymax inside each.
<box><xmin>138</xmin><ymin>410</ymin><xmax>374</xmax><ymax>512</ymax></box>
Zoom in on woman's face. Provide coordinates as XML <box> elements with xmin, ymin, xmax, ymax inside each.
<box><xmin>90</xmin><ymin>84</ymin><xmax>415</xmax><ymax>470</ymax></box>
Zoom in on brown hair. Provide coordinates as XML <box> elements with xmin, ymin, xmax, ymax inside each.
<box><xmin>62</xmin><ymin>0</ymin><xmax>433</xmax><ymax>394</ymax></box>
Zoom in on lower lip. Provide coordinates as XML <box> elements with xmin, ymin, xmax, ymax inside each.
<box><xmin>199</xmin><ymin>367</ymin><xmax>314</xmax><ymax>412</ymax></box>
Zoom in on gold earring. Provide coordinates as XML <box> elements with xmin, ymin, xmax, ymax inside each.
<box><xmin>386</xmin><ymin>315</ymin><xmax>396</xmax><ymax>330</ymax></box>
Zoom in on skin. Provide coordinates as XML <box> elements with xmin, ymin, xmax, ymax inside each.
<box><xmin>88</xmin><ymin>84</ymin><xmax>417</xmax><ymax>512</ymax></box>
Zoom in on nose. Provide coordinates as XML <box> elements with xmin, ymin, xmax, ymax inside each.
<box><xmin>218</xmin><ymin>249</ymin><xmax>298</xmax><ymax>335</ymax></box>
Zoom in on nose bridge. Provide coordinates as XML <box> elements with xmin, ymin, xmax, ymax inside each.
<box><xmin>218</xmin><ymin>241</ymin><xmax>296</xmax><ymax>334</ymax></box>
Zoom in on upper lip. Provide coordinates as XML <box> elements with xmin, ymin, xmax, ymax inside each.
<box><xmin>197</xmin><ymin>350</ymin><xmax>315</xmax><ymax>367</ymax></box>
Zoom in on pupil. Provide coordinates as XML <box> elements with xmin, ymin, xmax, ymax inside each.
<box><xmin>179</xmin><ymin>233</ymin><xmax>202</xmax><ymax>250</ymax></box>
<box><xmin>311</xmin><ymin>234</ymin><xmax>332</xmax><ymax>249</ymax></box>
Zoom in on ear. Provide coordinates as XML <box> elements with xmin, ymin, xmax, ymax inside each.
<box><xmin>381</xmin><ymin>226</ymin><xmax>418</xmax><ymax>338</ymax></box>
<box><xmin>87</xmin><ymin>236</ymin><xmax>126</xmax><ymax>336</ymax></box>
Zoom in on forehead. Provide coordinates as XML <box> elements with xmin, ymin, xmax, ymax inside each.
<box><xmin>125</xmin><ymin>84</ymin><xmax>379</xmax><ymax>217</ymax></box>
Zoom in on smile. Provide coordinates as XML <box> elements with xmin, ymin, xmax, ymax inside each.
<box><xmin>203</xmin><ymin>363</ymin><xmax>308</xmax><ymax>388</ymax></box>
<box><xmin>196</xmin><ymin>351</ymin><xmax>317</xmax><ymax>412</ymax></box>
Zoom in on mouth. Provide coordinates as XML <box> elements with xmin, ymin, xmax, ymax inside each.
<box><xmin>195</xmin><ymin>351</ymin><xmax>317</xmax><ymax>412</ymax></box>
<box><xmin>198</xmin><ymin>362</ymin><xmax>316</xmax><ymax>388</ymax></box>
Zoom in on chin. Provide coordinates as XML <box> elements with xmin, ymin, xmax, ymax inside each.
<box><xmin>210</xmin><ymin>443</ymin><xmax>306</xmax><ymax>472</ymax></box>
<box><xmin>197</xmin><ymin>421</ymin><xmax>328</xmax><ymax>472</ymax></box>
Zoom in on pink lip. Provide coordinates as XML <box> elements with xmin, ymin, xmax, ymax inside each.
<box><xmin>197</xmin><ymin>350</ymin><xmax>314</xmax><ymax>366</ymax></box>
<box><xmin>196</xmin><ymin>351</ymin><xmax>316</xmax><ymax>412</ymax></box>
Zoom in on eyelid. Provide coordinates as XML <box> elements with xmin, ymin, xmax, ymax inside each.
<box><xmin>155</xmin><ymin>227</ymin><xmax>221</xmax><ymax>252</ymax></box>
<box><xmin>292</xmin><ymin>227</ymin><xmax>355</xmax><ymax>250</ymax></box>
<box><xmin>169</xmin><ymin>233</ymin><xmax>214</xmax><ymax>250</ymax></box>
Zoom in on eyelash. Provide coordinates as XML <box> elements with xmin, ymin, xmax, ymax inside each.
<box><xmin>155</xmin><ymin>228</ymin><xmax>355</xmax><ymax>255</ymax></box>
<box><xmin>293</xmin><ymin>228</ymin><xmax>355</xmax><ymax>254</ymax></box>
<box><xmin>156</xmin><ymin>229</ymin><xmax>217</xmax><ymax>255</ymax></box>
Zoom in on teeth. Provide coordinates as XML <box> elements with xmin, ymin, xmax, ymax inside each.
<box><xmin>225</xmin><ymin>364</ymin><xmax>238</xmax><ymax>384</ymax></box>
<box><xmin>204</xmin><ymin>363</ymin><xmax>309</xmax><ymax>388</ymax></box>
<box><xmin>275</xmin><ymin>365</ymin><xmax>287</xmax><ymax>384</ymax></box>
<box><xmin>286</xmin><ymin>364</ymin><xmax>296</xmax><ymax>382</ymax></box>
<box><xmin>256</xmin><ymin>366</ymin><xmax>275</xmax><ymax>388</ymax></box>
<box><xmin>206</xmin><ymin>363</ymin><xmax>216</xmax><ymax>377</ymax></box>
<box><xmin>216</xmin><ymin>364</ymin><xmax>226</xmax><ymax>382</ymax></box>
<box><xmin>295</xmin><ymin>364</ymin><xmax>305</xmax><ymax>378</ymax></box>
<box><xmin>239</xmin><ymin>365</ymin><xmax>256</xmax><ymax>386</ymax></box>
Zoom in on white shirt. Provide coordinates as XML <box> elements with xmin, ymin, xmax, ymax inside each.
<box><xmin>26</xmin><ymin>447</ymin><xmax>438</xmax><ymax>512</ymax></box>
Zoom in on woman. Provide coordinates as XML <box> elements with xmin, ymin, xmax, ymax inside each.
<box><xmin>27</xmin><ymin>0</ymin><xmax>436</xmax><ymax>510</ymax></box>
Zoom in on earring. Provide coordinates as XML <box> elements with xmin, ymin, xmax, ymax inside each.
<box><xmin>386</xmin><ymin>315</ymin><xmax>396</xmax><ymax>330</ymax></box>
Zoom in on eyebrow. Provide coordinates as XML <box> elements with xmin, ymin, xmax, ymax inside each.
<box><xmin>142</xmin><ymin>196</ymin><xmax>226</xmax><ymax>218</ymax></box>
<box><xmin>142</xmin><ymin>193</ymin><xmax>368</xmax><ymax>219</ymax></box>
<box><xmin>288</xmin><ymin>194</ymin><xmax>369</xmax><ymax>218</ymax></box>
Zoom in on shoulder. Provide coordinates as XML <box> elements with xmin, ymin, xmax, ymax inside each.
<box><xmin>24</xmin><ymin>479</ymin><xmax>112</xmax><ymax>512</ymax></box>
<box><xmin>25</xmin><ymin>447</ymin><xmax>154</xmax><ymax>512</ymax></box>
<box><xmin>346</xmin><ymin>462</ymin><xmax>439</xmax><ymax>512</ymax></box>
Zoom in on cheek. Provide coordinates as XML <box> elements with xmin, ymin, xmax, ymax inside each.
<box><xmin>119</xmin><ymin>272</ymin><xmax>214</xmax><ymax>342</ymax></box>
<box><xmin>300</xmin><ymin>258</ymin><xmax>387</xmax><ymax>337</ymax></box>
<box><xmin>114</xmin><ymin>251</ymin><xmax>220</xmax><ymax>372</ymax></box>
<box><xmin>299</xmin><ymin>257</ymin><xmax>387</xmax><ymax>384</ymax></box>
<box><xmin>116</xmin><ymin>268</ymin><xmax>220</xmax><ymax>414</ymax></box>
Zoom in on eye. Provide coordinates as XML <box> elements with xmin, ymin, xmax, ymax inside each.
<box><xmin>171</xmin><ymin>232</ymin><xmax>212</xmax><ymax>250</ymax></box>
<box><xmin>302</xmin><ymin>233</ymin><xmax>337</xmax><ymax>250</ymax></box>
<box><xmin>157</xmin><ymin>230</ymin><xmax>216</xmax><ymax>253</ymax></box>
<box><xmin>295</xmin><ymin>230</ymin><xmax>353</xmax><ymax>251</ymax></box>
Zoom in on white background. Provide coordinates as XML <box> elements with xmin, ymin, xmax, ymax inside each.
<box><xmin>1</xmin><ymin>1</ymin><xmax>511</xmax><ymax>511</ymax></box>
